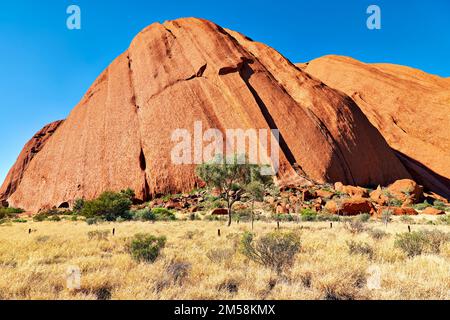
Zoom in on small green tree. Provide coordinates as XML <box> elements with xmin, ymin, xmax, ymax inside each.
<box><xmin>197</xmin><ymin>155</ymin><xmax>273</xmax><ymax>227</ymax></box>
<box><xmin>245</xmin><ymin>181</ymin><xmax>264</xmax><ymax>230</ymax></box>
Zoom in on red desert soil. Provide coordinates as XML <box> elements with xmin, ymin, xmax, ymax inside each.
<box><xmin>2</xmin><ymin>18</ymin><xmax>442</xmax><ymax>212</ymax></box>
<box><xmin>302</xmin><ymin>55</ymin><xmax>450</xmax><ymax>198</ymax></box>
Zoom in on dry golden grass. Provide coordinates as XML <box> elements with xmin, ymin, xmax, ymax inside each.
<box><xmin>0</xmin><ymin>218</ymin><xmax>449</xmax><ymax>300</ymax></box>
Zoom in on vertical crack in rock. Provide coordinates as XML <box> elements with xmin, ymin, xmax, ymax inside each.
<box><xmin>223</xmin><ymin>58</ymin><xmax>300</xmax><ymax>170</ymax></box>
<box><xmin>127</xmin><ymin>53</ymin><xmax>150</xmax><ymax>201</ymax></box>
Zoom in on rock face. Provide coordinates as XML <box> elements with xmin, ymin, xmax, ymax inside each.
<box><xmin>0</xmin><ymin>120</ymin><xmax>64</xmax><ymax>206</ymax></box>
<box><xmin>2</xmin><ymin>18</ymin><xmax>410</xmax><ymax>211</ymax></box>
<box><xmin>303</xmin><ymin>55</ymin><xmax>450</xmax><ymax>198</ymax></box>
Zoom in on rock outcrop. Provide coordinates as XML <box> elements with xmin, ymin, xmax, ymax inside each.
<box><xmin>0</xmin><ymin>120</ymin><xmax>64</xmax><ymax>206</ymax></box>
<box><xmin>1</xmin><ymin>18</ymin><xmax>411</xmax><ymax>211</ymax></box>
<box><xmin>303</xmin><ymin>55</ymin><xmax>450</xmax><ymax>198</ymax></box>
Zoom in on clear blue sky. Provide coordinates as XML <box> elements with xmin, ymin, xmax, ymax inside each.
<box><xmin>1</xmin><ymin>0</ymin><xmax>449</xmax><ymax>183</ymax></box>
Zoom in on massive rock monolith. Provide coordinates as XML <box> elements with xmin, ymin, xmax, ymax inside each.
<box><xmin>1</xmin><ymin>18</ymin><xmax>410</xmax><ymax>211</ymax></box>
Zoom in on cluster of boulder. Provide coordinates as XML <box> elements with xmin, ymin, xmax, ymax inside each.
<box><xmin>271</xmin><ymin>179</ymin><xmax>448</xmax><ymax>217</ymax></box>
<box><xmin>137</xmin><ymin>178</ymin><xmax>449</xmax><ymax>219</ymax></box>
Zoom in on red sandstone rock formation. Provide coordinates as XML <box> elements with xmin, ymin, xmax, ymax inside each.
<box><xmin>1</xmin><ymin>18</ymin><xmax>411</xmax><ymax>211</ymax></box>
<box><xmin>0</xmin><ymin>120</ymin><xmax>64</xmax><ymax>206</ymax></box>
<box><xmin>303</xmin><ymin>55</ymin><xmax>450</xmax><ymax>198</ymax></box>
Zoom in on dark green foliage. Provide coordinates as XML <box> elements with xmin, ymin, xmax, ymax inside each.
<box><xmin>300</xmin><ymin>208</ymin><xmax>317</xmax><ymax>221</ymax></box>
<box><xmin>367</xmin><ymin>228</ymin><xmax>388</xmax><ymax>240</ymax></box>
<box><xmin>132</xmin><ymin>208</ymin><xmax>156</xmax><ymax>221</ymax></box>
<box><xmin>73</xmin><ymin>198</ymin><xmax>85</xmax><ymax>212</ymax></box>
<box><xmin>152</xmin><ymin>208</ymin><xmax>176</xmax><ymax>221</ymax></box>
<box><xmin>196</xmin><ymin>154</ymin><xmax>273</xmax><ymax>226</ymax></box>
<box><xmin>128</xmin><ymin>233</ymin><xmax>166</xmax><ymax>263</ymax></box>
<box><xmin>0</xmin><ymin>207</ymin><xmax>24</xmax><ymax>219</ymax></box>
<box><xmin>240</xmin><ymin>231</ymin><xmax>301</xmax><ymax>274</ymax></box>
<box><xmin>80</xmin><ymin>190</ymin><xmax>133</xmax><ymax>221</ymax></box>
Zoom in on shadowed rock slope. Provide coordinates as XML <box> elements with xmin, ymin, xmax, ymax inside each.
<box><xmin>303</xmin><ymin>55</ymin><xmax>450</xmax><ymax>198</ymax></box>
<box><xmin>2</xmin><ymin>18</ymin><xmax>409</xmax><ymax>211</ymax></box>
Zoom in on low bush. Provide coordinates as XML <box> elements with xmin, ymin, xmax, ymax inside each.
<box><xmin>413</xmin><ymin>201</ymin><xmax>431</xmax><ymax>211</ymax></box>
<box><xmin>421</xmin><ymin>230</ymin><xmax>450</xmax><ymax>254</ymax></box>
<box><xmin>344</xmin><ymin>220</ymin><xmax>365</xmax><ymax>234</ymax></box>
<box><xmin>347</xmin><ymin>240</ymin><xmax>374</xmax><ymax>259</ymax></box>
<box><xmin>367</xmin><ymin>228</ymin><xmax>388</xmax><ymax>240</ymax></box>
<box><xmin>358</xmin><ymin>213</ymin><xmax>371</xmax><ymax>223</ymax></box>
<box><xmin>0</xmin><ymin>207</ymin><xmax>24</xmax><ymax>219</ymax></box>
<box><xmin>86</xmin><ymin>218</ymin><xmax>98</xmax><ymax>225</ymax></box>
<box><xmin>300</xmin><ymin>208</ymin><xmax>317</xmax><ymax>222</ymax></box>
<box><xmin>395</xmin><ymin>232</ymin><xmax>429</xmax><ymax>257</ymax></box>
<box><xmin>165</xmin><ymin>258</ymin><xmax>191</xmax><ymax>285</ymax></box>
<box><xmin>438</xmin><ymin>215</ymin><xmax>450</xmax><ymax>225</ymax></box>
<box><xmin>128</xmin><ymin>233</ymin><xmax>166</xmax><ymax>263</ymax></box>
<box><xmin>152</xmin><ymin>208</ymin><xmax>176</xmax><ymax>221</ymax></box>
<box><xmin>80</xmin><ymin>190</ymin><xmax>134</xmax><ymax>221</ymax></box>
<box><xmin>400</xmin><ymin>215</ymin><xmax>414</xmax><ymax>224</ymax></box>
<box><xmin>240</xmin><ymin>231</ymin><xmax>301</xmax><ymax>274</ymax></box>
<box><xmin>433</xmin><ymin>200</ymin><xmax>449</xmax><ymax>212</ymax></box>
<box><xmin>132</xmin><ymin>208</ymin><xmax>156</xmax><ymax>221</ymax></box>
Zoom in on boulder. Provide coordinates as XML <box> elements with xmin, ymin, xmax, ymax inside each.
<box><xmin>376</xmin><ymin>206</ymin><xmax>418</xmax><ymax>217</ymax></box>
<box><xmin>335</xmin><ymin>183</ymin><xmax>368</xmax><ymax>198</ymax></box>
<box><xmin>210</xmin><ymin>208</ymin><xmax>229</xmax><ymax>216</ymax></box>
<box><xmin>324</xmin><ymin>200</ymin><xmax>338</xmax><ymax>214</ymax></box>
<box><xmin>370</xmin><ymin>186</ymin><xmax>388</xmax><ymax>205</ymax></box>
<box><xmin>340</xmin><ymin>198</ymin><xmax>375</xmax><ymax>216</ymax></box>
<box><xmin>315</xmin><ymin>189</ymin><xmax>334</xmax><ymax>199</ymax></box>
<box><xmin>421</xmin><ymin>207</ymin><xmax>445</xmax><ymax>215</ymax></box>
<box><xmin>387</xmin><ymin>179</ymin><xmax>423</xmax><ymax>203</ymax></box>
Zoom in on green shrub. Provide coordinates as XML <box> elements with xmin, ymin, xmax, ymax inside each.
<box><xmin>300</xmin><ymin>208</ymin><xmax>317</xmax><ymax>222</ymax></box>
<box><xmin>12</xmin><ymin>218</ymin><xmax>27</xmax><ymax>223</ymax></box>
<box><xmin>128</xmin><ymin>233</ymin><xmax>166</xmax><ymax>263</ymax></box>
<box><xmin>274</xmin><ymin>214</ymin><xmax>295</xmax><ymax>222</ymax></box>
<box><xmin>33</xmin><ymin>212</ymin><xmax>49</xmax><ymax>222</ymax></box>
<box><xmin>86</xmin><ymin>217</ymin><xmax>98</xmax><ymax>225</ymax></box>
<box><xmin>358</xmin><ymin>213</ymin><xmax>371</xmax><ymax>223</ymax></box>
<box><xmin>132</xmin><ymin>208</ymin><xmax>156</xmax><ymax>221</ymax></box>
<box><xmin>0</xmin><ymin>207</ymin><xmax>25</xmax><ymax>219</ymax></box>
<box><xmin>47</xmin><ymin>215</ymin><xmax>61</xmax><ymax>222</ymax></box>
<box><xmin>347</xmin><ymin>240</ymin><xmax>374</xmax><ymax>259</ymax></box>
<box><xmin>80</xmin><ymin>190</ymin><xmax>133</xmax><ymax>221</ymax></box>
<box><xmin>395</xmin><ymin>232</ymin><xmax>429</xmax><ymax>257</ymax></box>
<box><xmin>73</xmin><ymin>198</ymin><xmax>85</xmax><ymax>212</ymax></box>
<box><xmin>240</xmin><ymin>231</ymin><xmax>301</xmax><ymax>274</ymax></box>
<box><xmin>152</xmin><ymin>208</ymin><xmax>176</xmax><ymax>221</ymax></box>
<box><xmin>433</xmin><ymin>200</ymin><xmax>448</xmax><ymax>212</ymax></box>
<box><xmin>316</xmin><ymin>214</ymin><xmax>340</xmax><ymax>222</ymax></box>
<box><xmin>413</xmin><ymin>201</ymin><xmax>431</xmax><ymax>211</ymax></box>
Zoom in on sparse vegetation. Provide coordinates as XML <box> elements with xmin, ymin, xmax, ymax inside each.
<box><xmin>128</xmin><ymin>233</ymin><xmax>166</xmax><ymax>263</ymax></box>
<box><xmin>347</xmin><ymin>240</ymin><xmax>374</xmax><ymax>259</ymax></box>
<box><xmin>240</xmin><ymin>231</ymin><xmax>301</xmax><ymax>274</ymax></box>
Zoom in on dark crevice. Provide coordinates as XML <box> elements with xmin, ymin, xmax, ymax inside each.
<box><xmin>186</xmin><ymin>63</ymin><xmax>208</xmax><ymax>80</ymax></box>
<box><xmin>392</xmin><ymin>117</ymin><xmax>407</xmax><ymax>134</ymax></box>
<box><xmin>139</xmin><ymin>148</ymin><xmax>147</xmax><ymax>171</ymax></box>
<box><xmin>127</xmin><ymin>52</ymin><xmax>151</xmax><ymax>202</ymax></box>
